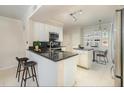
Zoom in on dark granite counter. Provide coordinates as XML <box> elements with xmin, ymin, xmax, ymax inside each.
<box><xmin>28</xmin><ymin>49</ymin><xmax>78</xmax><ymax>62</ymax></box>
<box><xmin>73</xmin><ymin>48</ymin><xmax>93</xmax><ymax>51</ymax></box>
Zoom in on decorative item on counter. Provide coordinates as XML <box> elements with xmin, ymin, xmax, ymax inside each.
<box><xmin>33</xmin><ymin>41</ymin><xmax>41</xmax><ymax>52</ymax></box>
<box><xmin>78</xmin><ymin>44</ymin><xmax>84</xmax><ymax>49</ymax></box>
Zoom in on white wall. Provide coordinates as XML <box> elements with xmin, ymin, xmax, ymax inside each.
<box><xmin>0</xmin><ymin>16</ymin><xmax>25</xmax><ymax>69</ymax></box>
<box><xmin>63</xmin><ymin>27</ymin><xmax>81</xmax><ymax>52</ymax></box>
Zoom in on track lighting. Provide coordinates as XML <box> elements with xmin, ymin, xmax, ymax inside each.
<box><xmin>70</xmin><ymin>13</ymin><xmax>77</xmax><ymax>22</ymax></box>
<box><xmin>69</xmin><ymin>10</ymin><xmax>82</xmax><ymax>22</ymax></box>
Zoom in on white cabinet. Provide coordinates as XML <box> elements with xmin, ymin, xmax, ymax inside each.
<box><xmin>27</xmin><ymin>50</ymin><xmax>78</xmax><ymax>86</ymax></box>
<box><xmin>33</xmin><ymin>22</ymin><xmax>63</xmax><ymax>42</ymax></box>
<box><xmin>33</xmin><ymin>22</ymin><xmax>49</xmax><ymax>41</ymax></box>
<box><xmin>56</xmin><ymin>27</ymin><xmax>63</xmax><ymax>42</ymax></box>
<box><xmin>73</xmin><ymin>49</ymin><xmax>93</xmax><ymax>69</ymax></box>
<box><xmin>45</xmin><ymin>24</ymin><xmax>53</xmax><ymax>33</ymax></box>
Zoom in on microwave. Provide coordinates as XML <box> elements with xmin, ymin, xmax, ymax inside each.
<box><xmin>49</xmin><ymin>32</ymin><xmax>59</xmax><ymax>41</ymax></box>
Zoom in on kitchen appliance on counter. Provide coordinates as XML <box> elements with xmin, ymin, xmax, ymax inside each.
<box><xmin>111</xmin><ymin>9</ymin><xmax>124</xmax><ymax>87</ymax></box>
<box><xmin>49</xmin><ymin>32</ymin><xmax>62</xmax><ymax>52</ymax></box>
<box><xmin>49</xmin><ymin>32</ymin><xmax>59</xmax><ymax>41</ymax></box>
<box><xmin>78</xmin><ymin>44</ymin><xmax>84</xmax><ymax>49</ymax></box>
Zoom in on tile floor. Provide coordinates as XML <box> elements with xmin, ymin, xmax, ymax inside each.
<box><xmin>75</xmin><ymin>61</ymin><xmax>115</xmax><ymax>87</ymax></box>
<box><xmin>0</xmin><ymin>61</ymin><xmax>115</xmax><ymax>87</ymax></box>
<box><xmin>0</xmin><ymin>67</ymin><xmax>37</xmax><ymax>87</ymax></box>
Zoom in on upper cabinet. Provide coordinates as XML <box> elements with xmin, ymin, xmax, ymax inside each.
<box><xmin>45</xmin><ymin>24</ymin><xmax>63</xmax><ymax>42</ymax></box>
<box><xmin>56</xmin><ymin>26</ymin><xmax>63</xmax><ymax>42</ymax></box>
<box><xmin>33</xmin><ymin>22</ymin><xmax>49</xmax><ymax>41</ymax></box>
<box><xmin>32</xmin><ymin>21</ymin><xmax>63</xmax><ymax>42</ymax></box>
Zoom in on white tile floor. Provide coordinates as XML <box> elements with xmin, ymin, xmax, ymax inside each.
<box><xmin>0</xmin><ymin>61</ymin><xmax>115</xmax><ymax>87</ymax></box>
<box><xmin>0</xmin><ymin>68</ymin><xmax>37</xmax><ymax>87</ymax></box>
<box><xmin>75</xmin><ymin>61</ymin><xmax>115</xmax><ymax>87</ymax></box>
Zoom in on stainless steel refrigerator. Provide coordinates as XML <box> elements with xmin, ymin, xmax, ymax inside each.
<box><xmin>111</xmin><ymin>8</ymin><xmax>124</xmax><ymax>87</ymax></box>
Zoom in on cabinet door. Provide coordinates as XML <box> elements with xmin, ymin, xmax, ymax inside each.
<box><xmin>33</xmin><ymin>22</ymin><xmax>40</xmax><ymax>41</ymax></box>
<box><xmin>46</xmin><ymin>24</ymin><xmax>55</xmax><ymax>33</ymax></box>
<box><xmin>33</xmin><ymin>22</ymin><xmax>49</xmax><ymax>41</ymax></box>
<box><xmin>53</xmin><ymin>26</ymin><xmax>63</xmax><ymax>42</ymax></box>
<box><xmin>56</xmin><ymin>27</ymin><xmax>63</xmax><ymax>42</ymax></box>
<box><xmin>45</xmin><ymin>24</ymin><xmax>55</xmax><ymax>40</ymax></box>
<box><xmin>40</xmin><ymin>23</ymin><xmax>49</xmax><ymax>41</ymax></box>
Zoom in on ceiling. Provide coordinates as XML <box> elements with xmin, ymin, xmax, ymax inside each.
<box><xmin>0</xmin><ymin>5</ymin><xmax>30</xmax><ymax>20</ymax></box>
<box><xmin>0</xmin><ymin>5</ymin><xmax>123</xmax><ymax>27</ymax></box>
<box><xmin>31</xmin><ymin>5</ymin><xmax>124</xmax><ymax>27</ymax></box>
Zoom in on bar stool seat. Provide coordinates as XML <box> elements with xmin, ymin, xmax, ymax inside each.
<box><xmin>24</xmin><ymin>61</ymin><xmax>37</xmax><ymax>67</ymax></box>
<box><xmin>20</xmin><ymin>57</ymin><xmax>29</xmax><ymax>62</ymax></box>
<box><xmin>21</xmin><ymin>61</ymin><xmax>39</xmax><ymax>87</ymax></box>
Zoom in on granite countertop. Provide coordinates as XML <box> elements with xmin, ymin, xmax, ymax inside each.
<box><xmin>73</xmin><ymin>48</ymin><xmax>93</xmax><ymax>51</ymax></box>
<box><xmin>28</xmin><ymin>49</ymin><xmax>78</xmax><ymax>62</ymax></box>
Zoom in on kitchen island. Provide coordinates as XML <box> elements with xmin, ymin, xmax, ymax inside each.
<box><xmin>26</xmin><ymin>49</ymin><xmax>78</xmax><ymax>86</ymax></box>
<box><xmin>73</xmin><ymin>48</ymin><xmax>93</xmax><ymax>69</ymax></box>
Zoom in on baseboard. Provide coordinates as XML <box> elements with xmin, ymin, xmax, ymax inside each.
<box><xmin>0</xmin><ymin>65</ymin><xmax>16</xmax><ymax>70</ymax></box>
<box><xmin>77</xmin><ymin>65</ymin><xmax>89</xmax><ymax>70</ymax></box>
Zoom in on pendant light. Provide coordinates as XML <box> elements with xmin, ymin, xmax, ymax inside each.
<box><xmin>98</xmin><ymin>19</ymin><xmax>102</xmax><ymax>31</ymax></box>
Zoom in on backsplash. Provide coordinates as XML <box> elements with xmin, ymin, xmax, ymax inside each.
<box><xmin>33</xmin><ymin>41</ymin><xmax>61</xmax><ymax>48</ymax></box>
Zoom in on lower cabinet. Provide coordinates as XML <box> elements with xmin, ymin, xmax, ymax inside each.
<box><xmin>73</xmin><ymin>49</ymin><xmax>93</xmax><ymax>69</ymax></box>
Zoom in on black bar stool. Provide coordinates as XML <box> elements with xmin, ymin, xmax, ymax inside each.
<box><xmin>16</xmin><ymin>57</ymin><xmax>30</xmax><ymax>82</ymax></box>
<box><xmin>21</xmin><ymin>61</ymin><xmax>39</xmax><ymax>87</ymax></box>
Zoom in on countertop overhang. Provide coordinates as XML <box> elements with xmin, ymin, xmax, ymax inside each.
<box><xmin>28</xmin><ymin>49</ymin><xmax>78</xmax><ymax>62</ymax></box>
<box><xmin>73</xmin><ymin>48</ymin><xmax>93</xmax><ymax>51</ymax></box>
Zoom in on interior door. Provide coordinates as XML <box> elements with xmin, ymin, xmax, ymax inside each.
<box><xmin>114</xmin><ymin>9</ymin><xmax>123</xmax><ymax>87</ymax></box>
<box><xmin>122</xmin><ymin>9</ymin><xmax>124</xmax><ymax>87</ymax></box>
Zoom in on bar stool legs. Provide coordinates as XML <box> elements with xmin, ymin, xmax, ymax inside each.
<box><xmin>16</xmin><ymin>57</ymin><xmax>29</xmax><ymax>82</ymax></box>
<box><xmin>21</xmin><ymin>61</ymin><xmax>39</xmax><ymax>87</ymax></box>
<box><xmin>32</xmin><ymin>66</ymin><xmax>39</xmax><ymax>87</ymax></box>
<box><xmin>31</xmin><ymin>66</ymin><xmax>35</xmax><ymax>81</ymax></box>
<box><xmin>24</xmin><ymin>67</ymin><xmax>28</xmax><ymax>87</ymax></box>
<box><xmin>16</xmin><ymin>62</ymin><xmax>22</xmax><ymax>82</ymax></box>
<box><xmin>21</xmin><ymin>67</ymin><xmax>26</xmax><ymax>87</ymax></box>
<box><xmin>16</xmin><ymin>63</ymin><xmax>31</xmax><ymax>82</ymax></box>
<box><xmin>18</xmin><ymin>64</ymin><xmax>21</xmax><ymax>82</ymax></box>
<box><xmin>16</xmin><ymin>62</ymin><xmax>20</xmax><ymax>78</ymax></box>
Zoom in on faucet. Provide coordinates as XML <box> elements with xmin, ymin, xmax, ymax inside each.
<box><xmin>49</xmin><ymin>41</ymin><xmax>53</xmax><ymax>53</ymax></box>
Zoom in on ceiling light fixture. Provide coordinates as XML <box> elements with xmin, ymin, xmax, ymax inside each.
<box><xmin>70</xmin><ymin>13</ymin><xmax>77</xmax><ymax>22</ymax></box>
<box><xmin>69</xmin><ymin>10</ymin><xmax>82</xmax><ymax>22</ymax></box>
<box><xmin>98</xmin><ymin>19</ymin><xmax>102</xmax><ymax>31</ymax></box>
<box><xmin>79</xmin><ymin>10</ymin><xmax>83</xmax><ymax>14</ymax></box>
